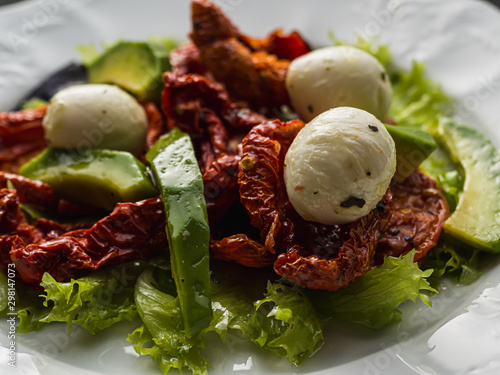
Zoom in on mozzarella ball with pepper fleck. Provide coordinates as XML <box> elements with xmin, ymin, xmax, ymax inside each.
<box><xmin>286</xmin><ymin>45</ymin><xmax>392</xmax><ymax>122</ymax></box>
<box><xmin>284</xmin><ymin>107</ymin><xmax>396</xmax><ymax>225</ymax></box>
<box><xmin>42</xmin><ymin>84</ymin><xmax>148</xmax><ymax>155</ymax></box>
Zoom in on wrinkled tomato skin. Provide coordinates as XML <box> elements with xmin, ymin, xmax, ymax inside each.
<box><xmin>211</xmin><ymin>234</ymin><xmax>276</xmax><ymax>268</ymax></box>
<box><xmin>190</xmin><ymin>0</ymin><xmax>310</xmax><ymax>109</ymax></box>
<box><xmin>0</xmin><ymin>189</ymin><xmax>42</xmax><ymax>273</ymax></box>
<box><xmin>143</xmin><ymin>101</ymin><xmax>166</xmax><ymax>151</ymax></box>
<box><xmin>0</xmin><ymin>171</ymin><xmax>103</xmax><ymax>217</ymax></box>
<box><xmin>203</xmin><ymin>154</ymin><xmax>240</xmax><ymax>225</ymax></box>
<box><xmin>376</xmin><ymin>169</ymin><xmax>449</xmax><ymax>263</ymax></box>
<box><xmin>162</xmin><ymin>72</ymin><xmax>265</xmax><ymax>137</ymax></box>
<box><xmin>162</xmin><ymin>72</ymin><xmax>266</xmax><ymax>224</ymax></box>
<box><xmin>264</xmin><ymin>30</ymin><xmax>311</xmax><ymax>61</ymax></box>
<box><xmin>213</xmin><ymin>117</ymin><xmax>395</xmax><ymax>293</ymax></box>
<box><xmin>238</xmin><ymin>119</ymin><xmax>305</xmax><ymax>252</ymax></box>
<box><xmin>0</xmin><ymin>172</ymin><xmax>56</xmax><ymax>209</ymax></box>
<box><xmin>0</xmin><ymin>106</ymin><xmax>47</xmax><ymax>173</ymax></box>
<box><xmin>8</xmin><ymin>197</ymin><xmax>166</xmax><ymax>286</ymax></box>
<box><xmin>274</xmin><ymin>191</ymin><xmax>392</xmax><ymax>291</ymax></box>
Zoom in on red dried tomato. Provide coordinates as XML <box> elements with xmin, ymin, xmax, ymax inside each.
<box><xmin>203</xmin><ymin>154</ymin><xmax>240</xmax><ymax>225</ymax></box>
<box><xmin>143</xmin><ymin>101</ymin><xmax>166</xmax><ymax>151</ymax></box>
<box><xmin>162</xmin><ymin>72</ymin><xmax>267</xmax><ymax>223</ymax></box>
<box><xmin>211</xmin><ymin>118</ymin><xmax>395</xmax><ymax>291</ymax></box>
<box><xmin>238</xmin><ymin>119</ymin><xmax>305</xmax><ymax>250</ymax></box>
<box><xmin>210</xmin><ymin>119</ymin><xmax>304</xmax><ymax>265</ymax></box>
<box><xmin>0</xmin><ymin>171</ymin><xmax>102</xmax><ymax>217</ymax></box>
<box><xmin>375</xmin><ymin>168</ymin><xmax>449</xmax><ymax>263</ymax></box>
<box><xmin>0</xmin><ymin>189</ymin><xmax>43</xmax><ymax>246</ymax></box>
<box><xmin>189</xmin><ymin>0</ymin><xmax>310</xmax><ymax>109</ymax></box>
<box><xmin>9</xmin><ymin>197</ymin><xmax>166</xmax><ymax>285</ymax></box>
<box><xmin>0</xmin><ymin>171</ymin><xmax>56</xmax><ymax>209</ymax></box>
<box><xmin>263</xmin><ymin>30</ymin><xmax>311</xmax><ymax>61</ymax></box>
<box><xmin>0</xmin><ymin>106</ymin><xmax>47</xmax><ymax>173</ymax></box>
<box><xmin>211</xmin><ymin>234</ymin><xmax>276</xmax><ymax>268</ymax></box>
<box><xmin>170</xmin><ymin>42</ymin><xmax>209</xmax><ymax>77</ymax></box>
<box><xmin>162</xmin><ymin>72</ymin><xmax>266</xmax><ymax>136</ymax></box>
<box><xmin>274</xmin><ymin>192</ymin><xmax>392</xmax><ymax>291</ymax></box>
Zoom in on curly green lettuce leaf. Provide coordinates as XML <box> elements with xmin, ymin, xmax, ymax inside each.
<box><xmin>307</xmin><ymin>251</ymin><xmax>436</xmax><ymax>330</ymax></box>
<box><xmin>129</xmin><ymin>268</ymin><xmax>210</xmax><ymax>375</ymax></box>
<box><xmin>251</xmin><ymin>282</ymin><xmax>324</xmax><ymax>364</ymax></box>
<box><xmin>329</xmin><ymin>34</ymin><xmax>393</xmax><ymax>70</ymax></box>
<box><xmin>17</xmin><ymin>262</ymin><xmax>144</xmax><ymax>334</ymax></box>
<box><xmin>420</xmin><ymin>152</ymin><xmax>463</xmax><ymax>213</ymax></box>
<box><xmin>421</xmin><ymin>234</ymin><xmax>496</xmax><ymax>286</ymax></box>
<box><xmin>129</xmin><ymin>266</ymin><xmax>324</xmax><ymax>375</ymax></box>
<box><xmin>389</xmin><ymin>62</ymin><xmax>452</xmax><ymax>131</ymax></box>
<box><xmin>20</xmin><ymin>97</ymin><xmax>47</xmax><ymax>110</ymax></box>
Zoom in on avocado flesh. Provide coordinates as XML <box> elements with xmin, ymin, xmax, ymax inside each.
<box><xmin>87</xmin><ymin>41</ymin><xmax>171</xmax><ymax>101</ymax></box>
<box><xmin>19</xmin><ymin>148</ymin><xmax>158</xmax><ymax>211</ymax></box>
<box><xmin>385</xmin><ymin>124</ymin><xmax>437</xmax><ymax>181</ymax></box>
<box><xmin>434</xmin><ymin>118</ymin><xmax>500</xmax><ymax>252</ymax></box>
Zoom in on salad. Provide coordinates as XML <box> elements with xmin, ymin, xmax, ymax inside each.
<box><xmin>1</xmin><ymin>1</ymin><xmax>500</xmax><ymax>374</ymax></box>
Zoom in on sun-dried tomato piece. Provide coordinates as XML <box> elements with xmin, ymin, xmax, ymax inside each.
<box><xmin>214</xmin><ymin>118</ymin><xmax>395</xmax><ymax>291</ymax></box>
<box><xmin>0</xmin><ymin>106</ymin><xmax>47</xmax><ymax>172</ymax></box>
<box><xmin>211</xmin><ymin>234</ymin><xmax>276</xmax><ymax>268</ymax></box>
<box><xmin>211</xmin><ymin>119</ymin><xmax>307</xmax><ymax>268</ymax></box>
<box><xmin>203</xmin><ymin>154</ymin><xmax>240</xmax><ymax>225</ymax></box>
<box><xmin>162</xmin><ymin>72</ymin><xmax>266</xmax><ymax>136</ymax></box>
<box><xmin>143</xmin><ymin>101</ymin><xmax>166</xmax><ymax>150</ymax></box>
<box><xmin>263</xmin><ymin>30</ymin><xmax>311</xmax><ymax>61</ymax></box>
<box><xmin>274</xmin><ymin>192</ymin><xmax>392</xmax><ymax>291</ymax></box>
<box><xmin>238</xmin><ymin>119</ymin><xmax>305</xmax><ymax>251</ymax></box>
<box><xmin>162</xmin><ymin>72</ymin><xmax>266</xmax><ymax>222</ymax></box>
<box><xmin>0</xmin><ymin>171</ymin><xmax>102</xmax><ymax>217</ymax></box>
<box><xmin>170</xmin><ymin>42</ymin><xmax>209</xmax><ymax>77</ymax></box>
<box><xmin>31</xmin><ymin>218</ymin><xmax>90</xmax><ymax>239</ymax></box>
<box><xmin>0</xmin><ymin>189</ymin><xmax>44</xmax><ymax>273</ymax></box>
<box><xmin>9</xmin><ymin>197</ymin><xmax>166</xmax><ymax>285</ymax></box>
<box><xmin>0</xmin><ymin>106</ymin><xmax>46</xmax><ymax>145</ymax></box>
<box><xmin>0</xmin><ymin>171</ymin><xmax>57</xmax><ymax>209</ymax></box>
<box><xmin>190</xmin><ymin>0</ymin><xmax>305</xmax><ymax>109</ymax></box>
<box><xmin>0</xmin><ymin>189</ymin><xmax>43</xmax><ymax>245</ymax></box>
<box><xmin>375</xmin><ymin>169</ymin><xmax>449</xmax><ymax>263</ymax></box>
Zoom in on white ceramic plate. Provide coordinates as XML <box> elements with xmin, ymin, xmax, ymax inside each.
<box><xmin>1</xmin><ymin>1</ymin><xmax>500</xmax><ymax>374</ymax></box>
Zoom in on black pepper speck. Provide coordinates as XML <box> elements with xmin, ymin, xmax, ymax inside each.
<box><xmin>341</xmin><ymin>196</ymin><xmax>366</xmax><ymax>208</ymax></box>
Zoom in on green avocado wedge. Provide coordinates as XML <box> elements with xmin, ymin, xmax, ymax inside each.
<box><xmin>19</xmin><ymin>148</ymin><xmax>157</xmax><ymax>211</ymax></box>
<box><xmin>385</xmin><ymin>124</ymin><xmax>437</xmax><ymax>181</ymax></box>
<box><xmin>146</xmin><ymin>128</ymin><xmax>212</xmax><ymax>338</ymax></box>
<box><xmin>84</xmin><ymin>40</ymin><xmax>174</xmax><ymax>101</ymax></box>
<box><xmin>434</xmin><ymin>118</ymin><xmax>500</xmax><ymax>253</ymax></box>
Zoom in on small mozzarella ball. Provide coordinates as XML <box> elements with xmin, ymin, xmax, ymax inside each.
<box><xmin>43</xmin><ymin>84</ymin><xmax>148</xmax><ymax>155</ymax></box>
<box><xmin>286</xmin><ymin>45</ymin><xmax>392</xmax><ymax>122</ymax></box>
<box><xmin>284</xmin><ymin>107</ymin><xmax>396</xmax><ymax>225</ymax></box>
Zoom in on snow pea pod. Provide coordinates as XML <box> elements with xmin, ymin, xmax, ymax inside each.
<box><xmin>146</xmin><ymin>128</ymin><xmax>212</xmax><ymax>337</ymax></box>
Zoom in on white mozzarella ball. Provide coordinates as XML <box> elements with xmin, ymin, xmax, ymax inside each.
<box><xmin>43</xmin><ymin>84</ymin><xmax>148</xmax><ymax>155</ymax></box>
<box><xmin>284</xmin><ymin>107</ymin><xmax>396</xmax><ymax>225</ymax></box>
<box><xmin>286</xmin><ymin>45</ymin><xmax>392</xmax><ymax>122</ymax></box>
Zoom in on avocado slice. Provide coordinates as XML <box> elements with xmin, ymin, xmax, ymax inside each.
<box><xmin>19</xmin><ymin>148</ymin><xmax>158</xmax><ymax>211</ymax></box>
<box><xmin>385</xmin><ymin>124</ymin><xmax>437</xmax><ymax>181</ymax></box>
<box><xmin>434</xmin><ymin>118</ymin><xmax>500</xmax><ymax>253</ymax></box>
<box><xmin>85</xmin><ymin>40</ymin><xmax>174</xmax><ymax>101</ymax></box>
